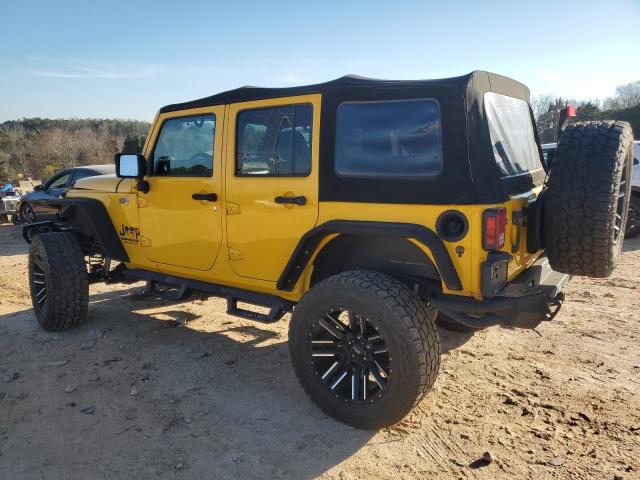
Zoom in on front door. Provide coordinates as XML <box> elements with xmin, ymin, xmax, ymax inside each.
<box><xmin>225</xmin><ymin>95</ymin><xmax>321</xmax><ymax>281</ymax></box>
<box><xmin>138</xmin><ymin>107</ymin><xmax>224</xmax><ymax>271</ymax></box>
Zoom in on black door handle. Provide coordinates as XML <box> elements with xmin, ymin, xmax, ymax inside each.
<box><xmin>275</xmin><ymin>195</ymin><xmax>306</xmax><ymax>206</ymax></box>
<box><xmin>192</xmin><ymin>192</ymin><xmax>217</xmax><ymax>202</ymax></box>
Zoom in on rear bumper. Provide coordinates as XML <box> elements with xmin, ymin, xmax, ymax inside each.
<box><xmin>431</xmin><ymin>255</ymin><xmax>570</xmax><ymax>329</ymax></box>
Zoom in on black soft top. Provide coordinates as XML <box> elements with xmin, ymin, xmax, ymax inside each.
<box><xmin>159</xmin><ymin>71</ymin><xmax>540</xmax><ymax>205</ymax></box>
<box><xmin>160</xmin><ymin>71</ymin><xmax>530</xmax><ymax>113</ymax></box>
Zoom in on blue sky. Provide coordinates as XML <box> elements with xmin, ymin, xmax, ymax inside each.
<box><xmin>1</xmin><ymin>0</ymin><xmax>639</xmax><ymax>122</ymax></box>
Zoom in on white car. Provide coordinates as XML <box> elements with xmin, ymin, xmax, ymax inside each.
<box><xmin>541</xmin><ymin>142</ymin><xmax>557</xmax><ymax>167</ymax></box>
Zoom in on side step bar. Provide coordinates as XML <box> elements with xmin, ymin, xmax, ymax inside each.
<box><xmin>227</xmin><ymin>297</ymin><xmax>288</xmax><ymax>324</ymax></box>
<box><xmin>123</xmin><ymin>269</ymin><xmax>293</xmax><ymax>324</ymax></box>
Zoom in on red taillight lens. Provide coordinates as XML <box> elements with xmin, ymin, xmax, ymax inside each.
<box><xmin>483</xmin><ymin>208</ymin><xmax>507</xmax><ymax>250</ymax></box>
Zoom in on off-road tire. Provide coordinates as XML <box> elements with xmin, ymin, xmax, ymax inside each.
<box><xmin>544</xmin><ymin>121</ymin><xmax>634</xmax><ymax>277</ymax></box>
<box><xmin>289</xmin><ymin>270</ymin><xmax>440</xmax><ymax>429</ymax></box>
<box><xmin>28</xmin><ymin>232</ymin><xmax>88</xmax><ymax>331</ymax></box>
<box><xmin>625</xmin><ymin>195</ymin><xmax>640</xmax><ymax>239</ymax></box>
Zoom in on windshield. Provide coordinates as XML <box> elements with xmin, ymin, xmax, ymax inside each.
<box><xmin>484</xmin><ymin>92</ymin><xmax>544</xmax><ymax>177</ymax></box>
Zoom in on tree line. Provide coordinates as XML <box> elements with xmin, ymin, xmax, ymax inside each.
<box><xmin>532</xmin><ymin>79</ymin><xmax>640</xmax><ymax>143</ymax></box>
<box><xmin>0</xmin><ymin>118</ymin><xmax>149</xmax><ymax>181</ymax></box>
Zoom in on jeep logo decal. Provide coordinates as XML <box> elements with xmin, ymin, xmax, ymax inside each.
<box><xmin>119</xmin><ymin>225</ymin><xmax>141</xmax><ymax>245</ymax></box>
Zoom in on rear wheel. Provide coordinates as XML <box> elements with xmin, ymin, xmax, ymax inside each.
<box><xmin>543</xmin><ymin>121</ymin><xmax>634</xmax><ymax>277</ymax></box>
<box><xmin>625</xmin><ymin>195</ymin><xmax>640</xmax><ymax>239</ymax></box>
<box><xmin>29</xmin><ymin>232</ymin><xmax>88</xmax><ymax>331</ymax></box>
<box><xmin>289</xmin><ymin>270</ymin><xmax>440</xmax><ymax>429</ymax></box>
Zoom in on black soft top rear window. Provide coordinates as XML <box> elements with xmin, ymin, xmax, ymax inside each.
<box><xmin>484</xmin><ymin>92</ymin><xmax>543</xmax><ymax>177</ymax></box>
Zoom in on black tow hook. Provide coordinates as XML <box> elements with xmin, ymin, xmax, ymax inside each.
<box><xmin>545</xmin><ymin>292</ymin><xmax>565</xmax><ymax>321</ymax></box>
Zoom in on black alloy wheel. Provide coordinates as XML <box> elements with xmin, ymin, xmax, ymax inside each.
<box><xmin>31</xmin><ymin>251</ymin><xmax>48</xmax><ymax>312</ymax></box>
<box><xmin>309</xmin><ymin>308</ymin><xmax>390</xmax><ymax>403</ymax></box>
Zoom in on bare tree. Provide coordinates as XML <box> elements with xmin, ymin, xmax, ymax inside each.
<box><xmin>530</xmin><ymin>94</ymin><xmax>556</xmax><ymax>120</ymax></box>
<box><xmin>612</xmin><ymin>80</ymin><xmax>640</xmax><ymax>109</ymax></box>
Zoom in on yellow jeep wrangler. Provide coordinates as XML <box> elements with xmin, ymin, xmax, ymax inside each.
<box><xmin>23</xmin><ymin>71</ymin><xmax>634</xmax><ymax>429</ymax></box>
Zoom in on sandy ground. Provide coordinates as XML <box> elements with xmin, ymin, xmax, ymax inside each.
<box><xmin>0</xmin><ymin>223</ymin><xmax>638</xmax><ymax>480</ymax></box>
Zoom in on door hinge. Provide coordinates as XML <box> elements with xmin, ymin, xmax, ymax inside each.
<box><xmin>228</xmin><ymin>248</ymin><xmax>243</xmax><ymax>260</ymax></box>
<box><xmin>226</xmin><ymin>203</ymin><xmax>240</xmax><ymax>215</ymax></box>
<box><xmin>137</xmin><ymin>197</ymin><xmax>148</xmax><ymax>208</ymax></box>
<box><xmin>139</xmin><ymin>235</ymin><xmax>151</xmax><ymax>247</ymax></box>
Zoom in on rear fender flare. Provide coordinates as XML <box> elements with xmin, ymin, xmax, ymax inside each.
<box><xmin>277</xmin><ymin>220</ymin><xmax>462</xmax><ymax>292</ymax></box>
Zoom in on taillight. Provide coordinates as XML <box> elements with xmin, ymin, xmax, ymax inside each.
<box><xmin>483</xmin><ymin>208</ymin><xmax>507</xmax><ymax>250</ymax></box>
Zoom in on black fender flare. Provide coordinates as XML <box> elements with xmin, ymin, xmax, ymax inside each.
<box><xmin>277</xmin><ymin>220</ymin><xmax>462</xmax><ymax>292</ymax></box>
<box><xmin>22</xmin><ymin>197</ymin><xmax>129</xmax><ymax>262</ymax></box>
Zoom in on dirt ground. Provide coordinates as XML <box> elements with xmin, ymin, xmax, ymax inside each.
<box><xmin>0</xmin><ymin>223</ymin><xmax>638</xmax><ymax>480</ymax></box>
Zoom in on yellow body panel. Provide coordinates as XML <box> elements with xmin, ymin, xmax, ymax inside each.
<box><xmin>73</xmin><ymin>174</ymin><xmax>122</xmax><ymax>192</ymax></box>
<box><xmin>224</xmin><ymin>94</ymin><xmax>321</xmax><ymax>281</ymax></box>
<box><xmin>136</xmin><ymin>105</ymin><xmax>226</xmax><ymax>271</ymax></box>
<box><xmin>316</xmin><ymin>195</ymin><xmax>542</xmax><ymax>300</ymax></box>
<box><xmin>66</xmin><ymin>93</ymin><xmax>543</xmax><ymax>303</ymax></box>
<box><xmin>67</xmin><ymin>179</ymin><xmax>153</xmax><ymax>269</ymax></box>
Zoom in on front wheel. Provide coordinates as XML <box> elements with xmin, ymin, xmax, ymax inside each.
<box><xmin>289</xmin><ymin>270</ymin><xmax>440</xmax><ymax>429</ymax></box>
<box><xmin>20</xmin><ymin>203</ymin><xmax>36</xmax><ymax>224</ymax></box>
<box><xmin>29</xmin><ymin>232</ymin><xmax>89</xmax><ymax>331</ymax></box>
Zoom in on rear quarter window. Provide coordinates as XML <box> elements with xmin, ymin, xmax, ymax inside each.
<box><xmin>484</xmin><ymin>92</ymin><xmax>543</xmax><ymax>177</ymax></box>
<box><xmin>334</xmin><ymin>99</ymin><xmax>443</xmax><ymax>178</ymax></box>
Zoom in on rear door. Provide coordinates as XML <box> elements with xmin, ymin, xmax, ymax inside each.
<box><xmin>225</xmin><ymin>95</ymin><xmax>320</xmax><ymax>281</ymax></box>
<box><xmin>138</xmin><ymin>107</ymin><xmax>225</xmax><ymax>271</ymax></box>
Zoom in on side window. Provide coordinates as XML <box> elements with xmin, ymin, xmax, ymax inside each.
<box><xmin>70</xmin><ymin>170</ymin><xmax>96</xmax><ymax>185</ymax></box>
<box><xmin>48</xmin><ymin>173</ymin><xmax>71</xmax><ymax>189</ymax></box>
<box><xmin>335</xmin><ymin>99</ymin><xmax>443</xmax><ymax>178</ymax></box>
<box><xmin>236</xmin><ymin>104</ymin><xmax>312</xmax><ymax>176</ymax></box>
<box><xmin>152</xmin><ymin>114</ymin><xmax>215</xmax><ymax>177</ymax></box>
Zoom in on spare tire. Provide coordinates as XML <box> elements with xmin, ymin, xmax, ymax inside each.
<box><xmin>543</xmin><ymin>121</ymin><xmax>634</xmax><ymax>277</ymax></box>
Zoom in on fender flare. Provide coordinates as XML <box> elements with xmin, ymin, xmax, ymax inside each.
<box><xmin>23</xmin><ymin>197</ymin><xmax>129</xmax><ymax>262</ymax></box>
<box><xmin>277</xmin><ymin>220</ymin><xmax>462</xmax><ymax>292</ymax></box>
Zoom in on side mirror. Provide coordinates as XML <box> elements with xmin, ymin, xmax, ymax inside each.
<box><xmin>115</xmin><ymin>153</ymin><xmax>146</xmax><ymax>178</ymax></box>
<box><xmin>115</xmin><ymin>153</ymin><xmax>150</xmax><ymax>193</ymax></box>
